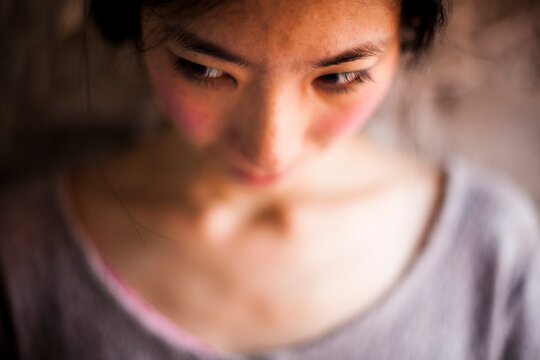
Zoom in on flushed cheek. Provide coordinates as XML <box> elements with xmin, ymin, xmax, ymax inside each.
<box><xmin>312</xmin><ymin>88</ymin><xmax>387</xmax><ymax>143</ymax></box>
<box><xmin>148</xmin><ymin>67</ymin><xmax>216</xmax><ymax>143</ymax></box>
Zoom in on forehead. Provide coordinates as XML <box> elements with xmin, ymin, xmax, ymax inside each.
<box><xmin>160</xmin><ymin>0</ymin><xmax>400</xmax><ymax>68</ymax></box>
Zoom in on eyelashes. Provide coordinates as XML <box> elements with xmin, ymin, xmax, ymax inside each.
<box><xmin>315</xmin><ymin>70</ymin><xmax>373</xmax><ymax>93</ymax></box>
<box><xmin>172</xmin><ymin>57</ymin><xmax>234</xmax><ymax>87</ymax></box>
<box><xmin>171</xmin><ymin>55</ymin><xmax>373</xmax><ymax>93</ymax></box>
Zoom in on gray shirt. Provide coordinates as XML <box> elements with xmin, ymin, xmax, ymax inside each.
<box><xmin>1</xmin><ymin>160</ymin><xmax>539</xmax><ymax>359</ymax></box>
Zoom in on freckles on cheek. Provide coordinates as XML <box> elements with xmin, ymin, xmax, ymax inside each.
<box><xmin>150</xmin><ymin>70</ymin><xmax>214</xmax><ymax>141</ymax></box>
<box><xmin>314</xmin><ymin>89</ymin><xmax>386</xmax><ymax>141</ymax></box>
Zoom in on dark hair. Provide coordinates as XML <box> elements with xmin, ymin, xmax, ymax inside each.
<box><xmin>90</xmin><ymin>0</ymin><xmax>447</xmax><ymax>59</ymax></box>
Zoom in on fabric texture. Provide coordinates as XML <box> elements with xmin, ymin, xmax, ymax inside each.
<box><xmin>0</xmin><ymin>160</ymin><xmax>539</xmax><ymax>360</ymax></box>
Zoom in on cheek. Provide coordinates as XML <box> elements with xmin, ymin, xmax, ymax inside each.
<box><xmin>147</xmin><ymin>62</ymin><xmax>215</xmax><ymax>142</ymax></box>
<box><xmin>313</xmin><ymin>87</ymin><xmax>388</xmax><ymax>141</ymax></box>
<box><xmin>313</xmin><ymin>45</ymin><xmax>400</xmax><ymax>143</ymax></box>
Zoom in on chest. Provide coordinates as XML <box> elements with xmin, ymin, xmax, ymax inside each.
<box><xmin>102</xmin><ymin>198</ymin><xmax>430</xmax><ymax>352</ymax></box>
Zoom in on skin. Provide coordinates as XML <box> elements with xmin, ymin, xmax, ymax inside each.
<box><xmin>143</xmin><ymin>0</ymin><xmax>400</xmax><ymax>183</ymax></box>
<box><xmin>68</xmin><ymin>0</ymin><xmax>442</xmax><ymax>354</ymax></box>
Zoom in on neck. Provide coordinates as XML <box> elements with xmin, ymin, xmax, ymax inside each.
<box><xmin>71</xmin><ymin>129</ymin><xmax>397</xmax><ymax>244</ymax></box>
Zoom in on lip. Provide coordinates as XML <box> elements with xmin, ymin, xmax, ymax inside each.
<box><xmin>215</xmin><ymin>146</ymin><xmax>287</xmax><ymax>186</ymax></box>
<box><xmin>228</xmin><ymin>166</ymin><xmax>285</xmax><ymax>186</ymax></box>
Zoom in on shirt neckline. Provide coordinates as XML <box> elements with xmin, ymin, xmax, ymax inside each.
<box><xmin>54</xmin><ymin>158</ymin><xmax>466</xmax><ymax>359</ymax></box>
<box><xmin>246</xmin><ymin>158</ymin><xmax>467</xmax><ymax>358</ymax></box>
<box><xmin>55</xmin><ymin>171</ymin><xmax>223</xmax><ymax>358</ymax></box>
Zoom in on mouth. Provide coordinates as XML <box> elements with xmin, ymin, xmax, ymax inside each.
<box><xmin>227</xmin><ymin>166</ymin><xmax>285</xmax><ymax>186</ymax></box>
<box><xmin>210</xmin><ymin>147</ymin><xmax>284</xmax><ymax>186</ymax></box>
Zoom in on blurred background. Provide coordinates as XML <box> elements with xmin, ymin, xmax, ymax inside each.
<box><xmin>1</xmin><ymin>0</ymin><xmax>539</xmax><ymax>206</ymax></box>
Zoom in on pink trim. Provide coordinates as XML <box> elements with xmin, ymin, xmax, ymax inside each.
<box><xmin>56</xmin><ymin>173</ymin><xmax>221</xmax><ymax>357</ymax></box>
<box><xmin>88</xmin><ymin>244</ymin><xmax>218</xmax><ymax>356</ymax></box>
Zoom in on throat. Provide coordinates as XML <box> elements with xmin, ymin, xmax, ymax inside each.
<box><xmin>194</xmin><ymin>199</ymin><xmax>294</xmax><ymax>245</ymax></box>
<box><xmin>250</xmin><ymin>202</ymin><xmax>291</xmax><ymax>233</ymax></box>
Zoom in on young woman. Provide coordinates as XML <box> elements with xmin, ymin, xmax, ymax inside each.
<box><xmin>1</xmin><ymin>0</ymin><xmax>539</xmax><ymax>359</ymax></box>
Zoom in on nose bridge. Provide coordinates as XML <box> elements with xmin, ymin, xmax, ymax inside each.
<box><xmin>228</xmin><ymin>80</ymin><xmax>304</xmax><ymax>172</ymax></box>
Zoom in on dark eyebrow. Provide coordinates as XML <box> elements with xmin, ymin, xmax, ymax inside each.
<box><xmin>163</xmin><ymin>26</ymin><xmax>388</xmax><ymax>70</ymax></box>
<box><xmin>163</xmin><ymin>26</ymin><xmax>251</xmax><ymax>67</ymax></box>
<box><xmin>309</xmin><ymin>40</ymin><xmax>389</xmax><ymax>69</ymax></box>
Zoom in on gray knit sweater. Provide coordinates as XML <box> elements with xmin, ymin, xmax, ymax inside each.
<box><xmin>1</xmin><ymin>160</ymin><xmax>539</xmax><ymax>359</ymax></box>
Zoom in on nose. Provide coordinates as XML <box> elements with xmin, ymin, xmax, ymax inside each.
<box><xmin>223</xmin><ymin>83</ymin><xmax>306</xmax><ymax>175</ymax></box>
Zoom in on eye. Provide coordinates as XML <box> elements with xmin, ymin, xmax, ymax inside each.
<box><xmin>315</xmin><ymin>70</ymin><xmax>373</xmax><ymax>93</ymax></box>
<box><xmin>172</xmin><ymin>56</ymin><xmax>235</xmax><ymax>87</ymax></box>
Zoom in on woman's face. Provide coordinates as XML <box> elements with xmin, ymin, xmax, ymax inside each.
<box><xmin>143</xmin><ymin>0</ymin><xmax>400</xmax><ymax>185</ymax></box>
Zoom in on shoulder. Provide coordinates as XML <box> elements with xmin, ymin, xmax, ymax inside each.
<box><xmin>405</xmin><ymin>159</ymin><xmax>540</xmax><ymax>358</ymax></box>
<box><xmin>440</xmin><ymin>159</ymin><xmax>540</xmax><ymax>287</ymax></box>
<box><xmin>0</xmin><ymin>174</ymin><xmax>64</xmax><ymax>244</ymax></box>
<box><xmin>0</xmin><ymin>173</ymin><xmax>73</xmax><ymax>288</ymax></box>
<box><xmin>0</xmin><ymin>175</ymin><xmax>66</xmax><ymax>353</ymax></box>
<box><xmin>442</xmin><ymin>159</ymin><xmax>540</xmax><ymax>356</ymax></box>
<box><xmin>446</xmin><ymin>159</ymin><xmax>540</xmax><ymax>257</ymax></box>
